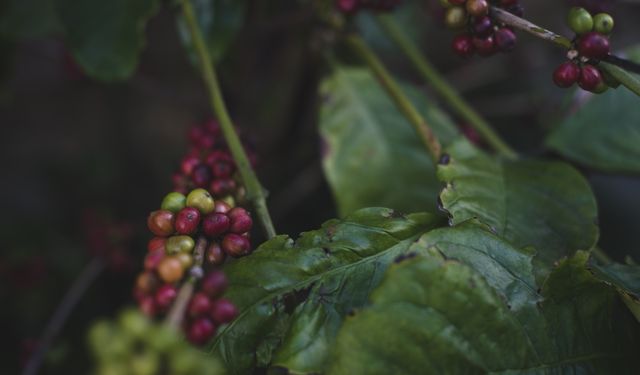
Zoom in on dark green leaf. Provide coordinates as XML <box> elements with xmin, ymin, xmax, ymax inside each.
<box><xmin>177</xmin><ymin>0</ymin><xmax>245</xmax><ymax>63</ymax></box>
<box><xmin>438</xmin><ymin>139</ymin><xmax>598</xmax><ymax>274</ymax></box>
<box><xmin>329</xmin><ymin>244</ymin><xmax>640</xmax><ymax>374</ymax></box>
<box><xmin>320</xmin><ymin>67</ymin><xmax>459</xmax><ymax>216</ymax></box>
<box><xmin>0</xmin><ymin>0</ymin><xmax>61</xmax><ymax>39</ymax></box>
<box><xmin>54</xmin><ymin>0</ymin><xmax>159</xmax><ymax>80</ymax></box>
<box><xmin>208</xmin><ymin>208</ymin><xmax>442</xmax><ymax>374</ymax></box>
<box><xmin>545</xmin><ymin>48</ymin><xmax>640</xmax><ymax>174</ymax></box>
<box><xmin>589</xmin><ymin>258</ymin><xmax>640</xmax><ymax>321</ymax></box>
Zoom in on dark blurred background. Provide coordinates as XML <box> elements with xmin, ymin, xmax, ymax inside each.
<box><xmin>1</xmin><ymin>0</ymin><xmax>639</xmax><ymax>373</ymax></box>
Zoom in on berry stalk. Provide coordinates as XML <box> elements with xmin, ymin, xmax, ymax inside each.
<box><xmin>345</xmin><ymin>34</ymin><xmax>442</xmax><ymax>163</ymax></box>
<box><xmin>490</xmin><ymin>6</ymin><xmax>640</xmax><ymax>97</ymax></box>
<box><xmin>375</xmin><ymin>14</ymin><xmax>517</xmax><ymax>160</ymax></box>
<box><xmin>164</xmin><ymin>236</ymin><xmax>207</xmax><ymax>329</ymax></box>
<box><xmin>180</xmin><ymin>0</ymin><xmax>276</xmax><ymax>239</ymax></box>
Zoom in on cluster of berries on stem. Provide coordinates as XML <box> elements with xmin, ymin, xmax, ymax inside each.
<box><xmin>335</xmin><ymin>0</ymin><xmax>402</xmax><ymax>14</ymax></box>
<box><xmin>135</xmin><ymin>188</ymin><xmax>250</xmax><ymax>345</ymax></box>
<box><xmin>441</xmin><ymin>0</ymin><xmax>522</xmax><ymax>58</ymax></box>
<box><xmin>553</xmin><ymin>7</ymin><xmax>614</xmax><ymax>93</ymax></box>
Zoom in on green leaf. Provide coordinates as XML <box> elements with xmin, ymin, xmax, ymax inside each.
<box><xmin>438</xmin><ymin>139</ymin><xmax>598</xmax><ymax>274</ymax></box>
<box><xmin>329</xmin><ymin>248</ymin><xmax>640</xmax><ymax>374</ymax></box>
<box><xmin>320</xmin><ymin>67</ymin><xmax>459</xmax><ymax>216</ymax></box>
<box><xmin>177</xmin><ymin>0</ymin><xmax>245</xmax><ymax>63</ymax></box>
<box><xmin>0</xmin><ymin>0</ymin><xmax>61</xmax><ymax>39</ymax></box>
<box><xmin>54</xmin><ymin>0</ymin><xmax>159</xmax><ymax>81</ymax></box>
<box><xmin>208</xmin><ymin>207</ymin><xmax>442</xmax><ymax>374</ymax></box>
<box><xmin>545</xmin><ymin>48</ymin><xmax>640</xmax><ymax>174</ymax></box>
<box><xmin>589</xmin><ymin>258</ymin><xmax>640</xmax><ymax>322</ymax></box>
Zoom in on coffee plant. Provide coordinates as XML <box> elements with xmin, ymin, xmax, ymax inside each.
<box><xmin>3</xmin><ymin>0</ymin><xmax>640</xmax><ymax>374</ymax></box>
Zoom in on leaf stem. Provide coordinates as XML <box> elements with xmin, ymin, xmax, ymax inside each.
<box><xmin>165</xmin><ymin>236</ymin><xmax>207</xmax><ymax>329</ymax></box>
<box><xmin>375</xmin><ymin>15</ymin><xmax>517</xmax><ymax>160</ymax></box>
<box><xmin>490</xmin><ymin>6</ymin><xmax>640</xmax><ymax>97</ymax></box>
<box><xmin>180</xmin><ymin>0</ymin><xmax>276</xmax><ymax>239</ymax></box>
<box><xmin>346</xmin><ymin>34</ymin><xmax>442</xmax><ymax>162</ymax></box>
<box><xmin>22</xmin><ymin>258</ymin><xmax>105</xmax><ymax>375</ymax></box>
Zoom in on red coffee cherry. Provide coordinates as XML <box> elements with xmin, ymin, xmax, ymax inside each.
<box><xmin>187</xmin><ymin>317</ymin><xmax>216</xmax><ymax>345</ymax></box>
<box><xmin>452</xmin><ymin>34</ymin><xmax>475</xmax><ymax>58</ymax></box>
<box><xmin>180</xmin><ymin>155</ymin><xmax>201</xmax><ymax>176</ymax></box>
<box><xmin>578</xmin><ymin>64</ymin><xmax>603</xmax><ymax>91</ymax></box>
<box><xmin>154</xmin><ymin>284</ymin><xmax>177</xmax><ymax>310</ymax></box>
<box><xmin>191</xmin><ymin>163</ymin><xmax>213</xmax><ymax>188</ymax></box>
<box><xmin>222</xmin><ymin>233</ymin><xmax>251</xmax><ymax>257</ymax></box>
<box><xmin>139</xmin><ymin>296</ymin><xmax>157</xmax><ymax>317</ymax></box>
<box><xmin>211</xmin><ymin>160</ymin><xmax>234</xmax><ymax>179</ymax></box>
<box><xmin>472</xmin><ymin>35</ymin><xmax>496</xmax><ymax>56</ymax></box>
<box><xmin>495</xmin><ymin>27</ymin><xmax>517</xmax><ymax>52</ymax></box>
<box><xmin>472</xmin><ymin>16</ymin><xmax>494</xmax><ymax>37</ymax></box>
<box><xmin>147</xmin><ymin>237</ymin><xmax>166</xmax><ymax>252</ymax></box>
<box><xmin>214</xmin><ymin>200</ymin><xmax>233</xmax><ymax>214</ymax></box>
<box><xmin>144</xmin><ymin>249</ymin><xmax>165</xmax><ymax>271</ymax></box>
<box><xmin>553</xmin><ymin>61</ymin><xmax>581</xmax><ymax>88</ymax></box>
<box><xmin>210</xmin><ymin>178</ymin><xmax>237</xmax><ymax>196</ymax></box>
<box><xmin>202</xmin><ymin>213</ymin><xmax>231</xmax><ymax>237</ymax></box>
<box><xmin>228</xmin><ymin>207</ymin><xmax>253</xmax><ymax>234</ymax></box>
<box><xmin>147</xmin><ymin>210</ymin><xmax>175</xmax><ymax>237</ymax></box>
<box><xmin>577</xmin><ymin>32</ymin><xmax>610</xmax><ymax>59</ymax></box>
<box><xmin>175</xmin><ymin>207</ymin><xmax>201</xmax><ymax>235</ymax></box>
<box><xmin>201</xmin><ymin>271</ymin><xmax>228</xmax><ymax>298</ymax></box>
<box><xmin>210</xmin><ymin>298</ymin><xmax>238</xmax><ymax>325</ymax></box>
<box><xmin>188</xmin><ymin>292</ymin><xmax>213</xmax><ymax>318</ymax></box>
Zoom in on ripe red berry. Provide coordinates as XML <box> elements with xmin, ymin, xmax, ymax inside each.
<box><xmin>147</xmin><ymin>237</ymin><xmax>166</xmax><ymax>252</ymax></box>
<box><xmin>147</xmin><ymin>210</ymin><xmax>175</xmax><ymax>237</ymax></box>
<box><xmin>228</xmin><ymin>207</ymin><xmax>252</xmax><ymax>234</ymax></box>
<box><xmin>336</xmin><ymin>0</ymin><xmax>359</xmax><ymax>13</ymax></box>
<box><xmin>214</xmin><ymin>200</ymin><xmax>233</xmax><ymax>214</ymax></box>
<box><xmin>577</xmin><ymin>32</ymin><xmax>610</xmax><ymax>59</ymax></box>
<box><xmin>553</xmin><ymin>62</ymin><xmax>581</xmax><ymax>88</ymax></box>
<box><xmin>191</xmin><ymin>163</ymin><xmax>213</xmax><ymax>188</ymax></box>
<box><xmin>144</xmin><ymin>249</ymin><xmax>165</xmax><ymax>271</ymax></box>
<box><xmin>202</xmin><ymin>213</ymin><xmax>231</xmax><ymax>237</ymax></box>
<box><xmin>180</xmin><ymin>155</ymin><xmax>201</xmax><ymax>176</ymax></box>
<box><xmin>210</xmin><ymin>178</ymin><xmax>237</xmax><ymax>196</ymax></box>
<box><xmin>201</xmin><ymin>271</ymin><xmax>228</xmax><ymax>298</ymax></box>
<box><xmin>206</xmin><ymin>242</ymin><xmax>226</xmax><ymax>265</ymax></box>
<box><xmin>494</xmin><ymin>27</ymin><xmax>517</xmax><ymax>52</ymax></box>
<box><xmin>578</xmin><ymin>64</ymin><xmax>603</xmax><ymax>91</ymax></box>
<box><xmin>210</xmin><ymin>298</ymin><xmax>238</xmax><ymax>324</ymax></box>
<box><xmin>139</xmin><ymin>296</ymin><xmax>157</xmax><ymax>317</ymax></box>
<box><xmin>175</xmin><ymin>207</ymin><xmax>201</xmax><ymax>235</ymax></box>
<box><xmin>472</xmin><ymin>35</ymin><xmax>496</xmax><ymax>56</ymax></box>
<box><xmin>211</xmin><ymin>161</ymin><xmax>234</xmax><ymax>179</ymax></box>
<box><xmin>452</xmin><ymin>34</ymin><xmax>475</xmax><ymax>58</ymax></box>
<box><xmin>222</xmin><ymin>233</ymin><xmax>251</xmax><ymax>257</ymax></box>
<box><xmin>187</xmin><ymin>318</ymin><xmax>216</xmax><ymax>345</ymax></box>
<box><xmin>154</xmin><ymin>284</ymin><xmax>177</xmax><ymax>310</ymax></box>
<box><xmin>188</xmin><ymin>292</ymin><xmax>212</xmax><ymax>318</ymax></box>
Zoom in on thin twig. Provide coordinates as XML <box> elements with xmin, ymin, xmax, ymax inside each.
<box><xmin>180</xmin><ymin>0</ymin><xmax>276</xmax><ymax>239</ymax></box>
<box><xmin>346</xmin><ymin>34</ymin><xmax>442</xmax><ymax>162</ymax></box>
<box><xmin>22</xmin><ymin>258</ymin><xmax>105</xmax><ymax>375</ymax></box>
<box><xmin>165</xmin><ymin>236</ymin><xmax>207</xmax><ymax>329</ymax></box>
<box><xmin>376</xmin><ymin>14</ymin><xmax>517</xmax><ymax>160</ymax></box>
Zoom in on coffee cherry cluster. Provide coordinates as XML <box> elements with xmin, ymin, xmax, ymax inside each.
<box><xmin>552</xmin><ymin>7</ymin><xmax>614</xmax><ymax>93</ymax></box>
<box><xmin>335</xmin><ymin>0</ymin><xmax>402</xmax><ymax>14</ymax></box>
<box><xmin>441</xmin><ymin>0</ymin><xmax>522</xmax><ymax>58</ymax></box>
<box><xmin>173</xmin><ymin>119</ymin><xmax>256</xmax><ymax>205</ymax></box>
<box><xmin>134</xmin><ymin>188</ymin><xmax>250</xmax><ymax>344</ymax></box>
<box><xmin>89</xmin><ymin>309</ymin><xmax>224</xmax><ymax>375</ymax></box>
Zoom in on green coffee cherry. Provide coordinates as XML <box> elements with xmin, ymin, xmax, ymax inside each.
<box><xmin>567</xmin><ymin>7</ymin><xmax>593</xmax><ymax>35</ymax></box>
<box><xmin>129</xmin><ymin>350</ymin><xmax>160</xmax><ymax>375</ymax></box>
<box><xmin>593</xmin><ymin>13</ymin><xmax>614</xmax><ymax>34</ymax></box>
<box><xmin>165</xmin><ymin>235</ymin><xmax>195</xmax><ymax>254</ymax></box>
<box><xmin>186</xmin><ymin>188</ymin><xmax>215</xmax><ymax>214</ymax></box>
<box><xmin>592</xmin><ymin>80</ymin><xmax>609</xmax><ymax>94</ymax></box>
<box><xmin>161</xmin><ymin>192</ymin><xmax>186</xmax><ymax>213</ymax></box>
<box><xmin>88</xmin><ymin>320</ymin><xmax>113</xmax><ymax>356</ymax></box>
<box><xmin>445</xmin><ymin>7</ymin><xmax>467</xmax><ymax>30</ymax></box>
<box><xmin>118</xmin><ymin>308</ymin><xmax>150</xmax><ymax>338</ymax></box>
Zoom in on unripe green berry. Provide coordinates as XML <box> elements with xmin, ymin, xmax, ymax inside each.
<box><xmin>186</xmin><ymin>188</ymin><xmax>215</xmax><ymax>214</ymax></box>
<box><xmin>118</xmin><ymin>309</ymin><xmax>150</xmax><ymax>338</ymax></box>
<box><xmin>129</xmin><ymin>350</ymin><xmax>160</xmax><ymax>375</ymax></box>
<box><xmin>445</xmin><ymin>7</ymin><xmax>467</xmax><ymax>30</ymax></box>
<box><xmin>592</xmin><ymin>80</ymin><xmax>609</xmax><ymax>94</ymax></box>
<box><xmin>161</xmin><ymin>192</ymin><xmax>186</xmax><ymax>213</ymax></box>
<box><xmin>593</xmin><ymin>13</ymin><xmax>614</xmax><ymax>34</ymax></box>
<box><xmin>165</xmin><ymin>235</ymin><xmax>195</xmax><ymax>254</ymax></box>
<box><xmin>567</xmin><ymin>7</ymin><xmax>593</xmax><ymax>35</ymax></box>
